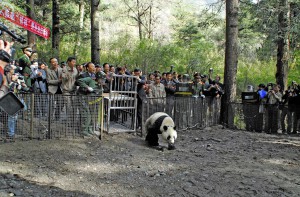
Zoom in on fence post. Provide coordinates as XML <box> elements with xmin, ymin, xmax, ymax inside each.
<box><xmin>30</xmin><ymin>93</ymin><xmax>34</xmax><ymax>139</ymax></box>
<box><xmin>47</xmin><ymin>94</ymin><xmax>52</xmax><ymax>139</ymax></box>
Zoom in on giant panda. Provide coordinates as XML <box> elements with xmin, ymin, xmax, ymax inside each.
<box><xmin>145</xmin><ymin>112</ymin><xmax>177</xmax><ymax>150</ymax></box>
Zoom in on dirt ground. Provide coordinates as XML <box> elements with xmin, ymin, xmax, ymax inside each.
<box><xmin>0</xmin><ymin>126</ymin><xmax>300</xmax><ymax>197</ymax></box>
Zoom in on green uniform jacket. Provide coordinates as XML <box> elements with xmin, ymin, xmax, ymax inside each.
<box><xmin>22</xmin><ymin>66</ymin><xmax>32</xmax><ymax>88</ymax></box>
<box><xmin>77</xmin><ymin>77</ymin><xmax>103</xmax><ymax>95</ymax></box>
<box><xmin>19</xmin><ymin>54</ymin><xmax>31</xmax><ymax>73</ymax></box>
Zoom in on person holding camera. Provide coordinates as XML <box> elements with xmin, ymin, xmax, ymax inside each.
<box><xmin>288</xmin><ymin>81</ymin><xmax>300</xmax><ymax>134</ymax></box>
<box><xmin>5</xmin><ymin>66</ymin><xmax>29</xmax><ymax>141</ymax></box>
<box><xmin>0</xmin><ymin>39</ymin><xmax>13</xmax><ymax>98</ymax></box>
<box><xmin>266</xmin><ymin>84</ymin><xmax>282</xmax><ymax>134</ymax></box>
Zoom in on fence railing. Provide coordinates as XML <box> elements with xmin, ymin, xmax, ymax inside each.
<box><xmin>141</xmin><ymin>96</ymin><xmax>221</xmax><ymax>136</ymax></box>
<box><xmin>0</xmin><ymin>93</ymin><xmax>105</xmax><ymax>141</ymax></box>
<box><xmin>2</xmin><ymin>93</ymin><xmax>298</xmax><ymax>143</ymax></box>
<box><xmin>1</xmin><ymin>93</ymin><xmax>224</xmax><ymax>142</ymax></box>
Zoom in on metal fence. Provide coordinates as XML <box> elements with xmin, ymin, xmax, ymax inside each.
<box><xmin>1</xmin><ymin>93</ymin><xmax>224</xmax><ymax>142</ymax></box>
<box><xmin>141</xmin><ymin>96</ymin><xmax>221</xmax><ymax>136</ymax></box>
<box><xmin>0</xmin><ymin>93</ymin><xmax>104</xmax><ymax>141</ymax></box>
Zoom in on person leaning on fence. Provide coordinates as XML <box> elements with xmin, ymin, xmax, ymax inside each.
<box><xmin>266</xmin><ymin>84</ymin><xmax>282</xmax><ymax>134</ymax></box>
<box><xmin>192</xmin><ymin>75</ymin><xmax>205</xmax><ymax>98</ymax></box>
<box><xmin>162</xmin><ymin>72</ymin><xmax>176</xmax><ymax>116</ymax></box>
<box><xmin>148</xmin><ymin>74</ymin><xmax>166</xmax><ymax>114</ymax></box>
<box><xmin>47</xmin><ymin>57</ymin><xmax>63</xmax><ymax>121</ymax></box>
<box><xmin>61</xmin><ymin>57</ymin><xmax>78</xmax><ymax>126</ymax></box>
<box><xmin>133</xmin><ymin>68</ymin><xmax>147</xmax><ymax>130</ymax></box>
<box><xmin>76</xmin><ymin>62</ymin><xmax>102</xmax><ymax>137</ymax></box>
<box><xmin>102</xmin><ymin>63</ymin><xmax>113</xmax><ymax>93</ymax></box>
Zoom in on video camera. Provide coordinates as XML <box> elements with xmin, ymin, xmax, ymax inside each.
<box><xmin>0</xmin><ymin>23</ymin><xmax>26</xmax><ymax>44</ymax></box>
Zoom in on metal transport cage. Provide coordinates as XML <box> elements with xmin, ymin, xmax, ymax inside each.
<box><xmin>103</xmin><ymin>74</ymin><xmax>138</xmax><ymax>133</ymax></box>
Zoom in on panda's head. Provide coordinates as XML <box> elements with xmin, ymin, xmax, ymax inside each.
<box><xmin>160</xmin><ymin>117</ymin><xmax>177</xmax><ymax>148</ymax></box>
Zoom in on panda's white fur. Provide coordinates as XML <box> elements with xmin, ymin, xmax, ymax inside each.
<box><xmin>145</xmin><ymin>112</ymin><xmax>177</xmax><ymax>149</ymax></box>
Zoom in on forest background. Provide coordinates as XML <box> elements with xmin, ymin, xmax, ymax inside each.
<box><xmin>1</xmin><ymin>0</ymin><xmax>300</xmax><ymax>94</ymax></box>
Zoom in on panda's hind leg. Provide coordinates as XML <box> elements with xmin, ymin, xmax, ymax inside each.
<box><xmin>145</xmin><ymin>131</ymin><xmax>159</xmax><ymax>146</ymax></box>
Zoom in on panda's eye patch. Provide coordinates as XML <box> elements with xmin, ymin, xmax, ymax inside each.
<box><xmin>163</xmin><ymin>126</ymin><xmax>168</xmax><ymax>131</ymax></box>
<box><xmin>174</xmin><ymin>126</ymin><xmax>176</xmax><ymax>130</ymax></box>
<box><xmin>167</xmin><ymin>136</ymin><xmax>171</xmax><ymax>140</ymax></box>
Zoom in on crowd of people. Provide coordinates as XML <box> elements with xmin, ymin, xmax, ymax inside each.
<box><xmin>243</xmin><ymin>82</ymin><xmax>300</xmax><ymax>135</ymax></box>
<box><xmin>4</xmin><ymin>41</ymin><xmax>299</xmax><ymax>141</ymax></box>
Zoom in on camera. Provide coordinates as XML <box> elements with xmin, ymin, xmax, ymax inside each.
<box><xmin>0</xmin><ymin>49</ymin><xmax>11</xmax><ymax>63</ymax></box>
<box><xmin>267</xmin><ymin>82</ymin><xmax>273</xmax><ymax>90</ymax></box>
<box><xmin>18</xmin><ymin>76</ymin><xmax>24</xmax><ymax>80</ymax></box>
<box><xmin>0</xmin><ymin>23</ymin><xmax>26</xmax><ymax>44</ymax></box>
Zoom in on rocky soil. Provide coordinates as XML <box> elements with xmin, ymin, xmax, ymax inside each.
<box><xmin>0</xmin><ymin>126</ymin><xmax>300</xmax><ymax>197</ymax></box>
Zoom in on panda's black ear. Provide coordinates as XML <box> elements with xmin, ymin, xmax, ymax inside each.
<box><xmin>163</xmin><ymin>126</ymin><xmax>168</xmax><ymax>131</ymax></box>
<box><xmin>174</xmin><ymin>126</ymin><xmax>176</xmax><ymax>130</ymax></box>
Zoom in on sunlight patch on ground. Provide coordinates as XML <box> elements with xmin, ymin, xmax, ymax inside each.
<box><xmin>262</xmin><ymin>158</ymin><xmax>300</xmax><ymax>167</ymax></box>
<box><xmin>257</xmin><ymin>139</ymin><xmax>300</xmax><ymax>147</ymax></box>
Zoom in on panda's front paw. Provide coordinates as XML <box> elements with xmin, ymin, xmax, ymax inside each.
<box><xmin>168</xmin><ymin>144</ymin><xmax>176</xmax><ymax>150</ymax></box>
<box><xmin>148</xmin><ymin>142</ymin><xmax>159</xmax><ymax>146</ymax></box>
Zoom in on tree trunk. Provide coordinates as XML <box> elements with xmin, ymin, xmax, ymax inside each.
<box><xmin>290</xmin><ymin>2</ymin><xmax>299</xmax><ymax>50</ymax></box>
<box><xmin>276</xmin><ymin>0</ymin><xmax>289</xmax><ymax>91</ymax></box>
<box><xmin>26</xmin><ymin>0</ymin><xmax>36</xmax><ymax>49</ymax></box>
<box><xmin>221</xmin><ymin>0</ymin><xmax>239</xmax><ymax>128</ymax></box>
<box><xmin>74</xmin><ymin>1</ymin><xmax>85</xmax><ymax>57</ymax></box>
<box><xmin>147</xmin><ymin>3</ymin><xmax>152</xmax><ymax>39</ymax></box>
<box><xmin>137</xmin><ymin>0</ymin><xmax>143</xmax><ymax>40</ymax></box>
<box><xmin>91</xmin><ymin>0</ymin><xmax>100</xmax><ymax>64</ymax></box>
<box><xmin>52</xmin><ymin>0</ymin><xmax>60</xmax><ymax>59</ymax></box>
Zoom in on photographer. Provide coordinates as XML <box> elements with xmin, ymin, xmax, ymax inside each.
<box><xmin>0</xmin><ymin>40</ymin><xmax>13</xmax><ymax>97</ymax></box>
<box><xmin>288</xmin><ymin>81</ymin><xmax>300</xmax><ymax>134</ymax></box>
<box><xmin>266</xmin><ymin>84</ymin><xmax>282</xmax><ymax>134</ymax></box>
<box><xmin>3</xmin><ymin>65</ymin><xmax>28</xmax><ymax>141</ymax></box>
